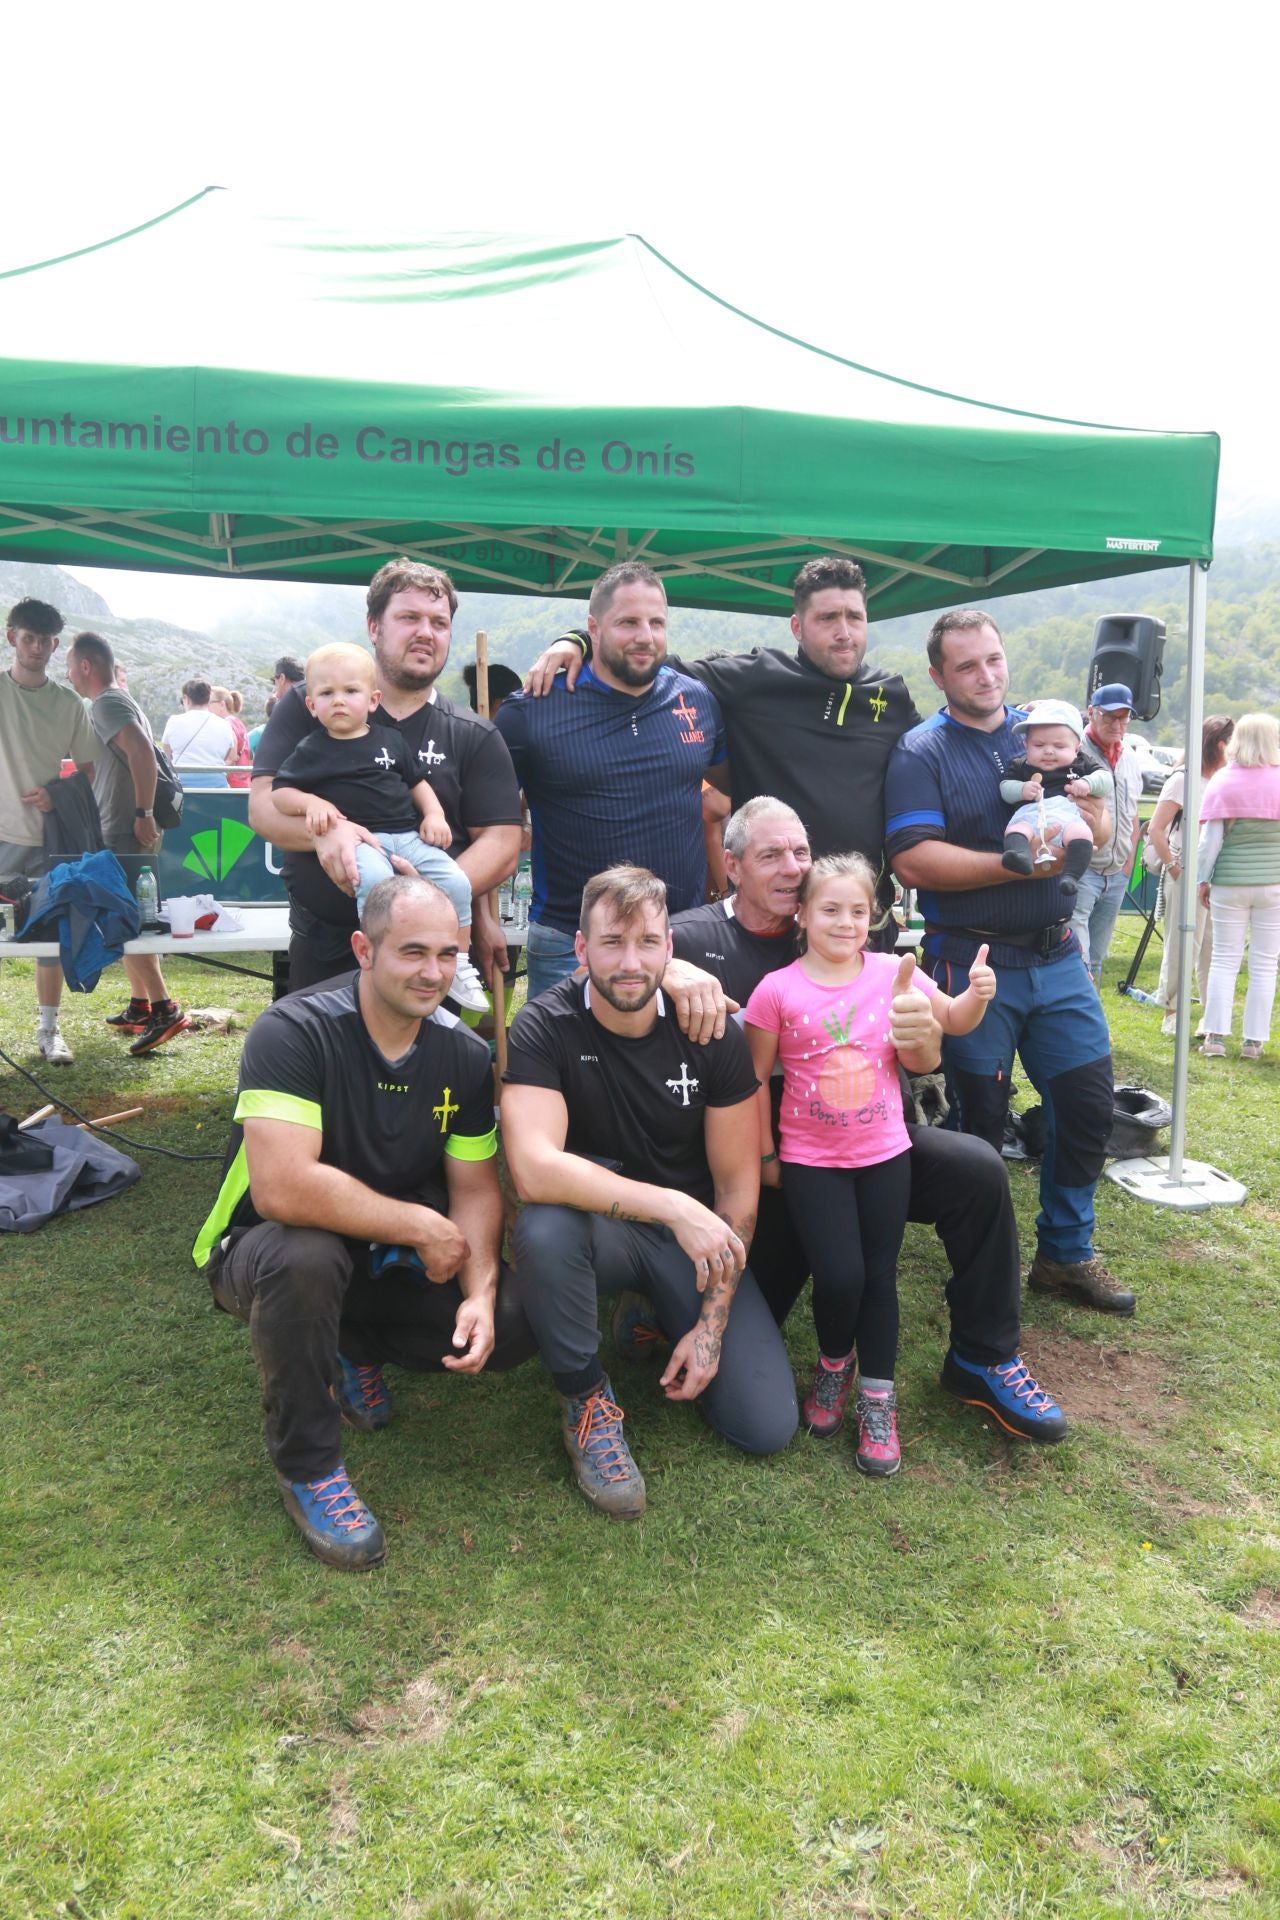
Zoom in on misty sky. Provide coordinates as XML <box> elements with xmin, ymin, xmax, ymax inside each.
<box><xmin>7</xmin><ymin>1</ymin><xmax>1272</xmax><ymax>630</ymax></box>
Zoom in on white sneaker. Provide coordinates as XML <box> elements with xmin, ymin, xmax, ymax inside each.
<box><xmin>450</xmin><ymin>953</ymin><xmax>491</xmax><ymax>1013</ymax></box>
<box><xmin>36</xmin><ymin>1023</ymin><xmax>73</xmax><ymax>1064</ymax></box>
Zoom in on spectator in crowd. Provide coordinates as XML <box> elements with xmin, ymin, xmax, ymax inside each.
<box><xmin>1072</xmin><ymin>684</ymin><xmax>1143</xmax><ymax>982</ymax></box>
<box><xmin>462</xmin><ymin>660</ymin><xmax>522</xmax><ymax>719</ymax></box>
<box><xmin>665</xmin><ymin>795</ymin><xmax>1069</xmax><ymax>1445</ymax></box>
<box><xmin>1196</xmin><ymin>712</ymin><xmax>1280</xmax><ymax>1060</ymax></box>
<box><xmin>885</xmin><ymin>609</ymin><xmax>1133</xmax><ymax>1317</ymax></box>
<box><xmin>523</xmin><ymin>555</ymin><xmax>922</xmax><ymax>949</ymax></box>
<box><xmin>272</xmin><ymin>656</ymin><xmax>306</xmax><ymax>701</ymax></box>
<box><xmin>495</xmin><ymin>563</ymin><xmax>728</xmax><ymax>999</ymax></box>
<box><xmin>193</xmin><ymin>875</ymin><xmax>535</xmax><ymax>1570</ymax></box>
<box><xmin>501</xmin><ymin>866</ymin><xmax>797</xmax><ymax>1519</ymax></box>
<box><xmin>210</xmin><ymin>685</ymin><xmax>252</xmax><ymax>789</ymax></box>
<box><xmin>161</xmin><ymin>679</ymin><xmax>238</xmax><ymax>789</ymax></box>
<box><xmin>0</xmin><ymin>597</ymin><xmax>97</xmax><ymax>1064</ymax></box>
<box><xmin>249</xmin><ymin>559</ymin><xmax>522</xmax><ymax>992</ymax></box>
<box><xmin>1149</xmin><ymin>716</ymin><xmax>1233</xmax><ymax>1037</ymax></box>
<box><xmin>64</xmin><ymin>631</ymin><xmax>190</xmax><ymax>1054</ymax></box>
<box><xmin>247</xmin><ymin>694</ymin><xmax>276</xmax><ymax>758</ymax></box>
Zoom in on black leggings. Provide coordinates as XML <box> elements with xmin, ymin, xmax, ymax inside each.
<box><xmin>779</xmin><ymin>1151</ymin><xmax>913</xmax><ymax>1377</ymax></box>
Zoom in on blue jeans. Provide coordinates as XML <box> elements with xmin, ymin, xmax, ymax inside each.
<box><xmin>525</xmin><ymin>920</ymin><xmax>580</xmax><ymax>1000</ymax></box>
<box><xmin>1070</xmin><ymin>869</ymin><xmax>1129</xmax><ymax>982</ymax></box>
<box><xmin>354</xmin><ymin>833</ymin><xmax>471</xmax><ymax>927</ymax></box>
<box><xmin>930</xmin><ymin>948</ymin><xmax>1113</xmax><ymax>1266</ymax></box>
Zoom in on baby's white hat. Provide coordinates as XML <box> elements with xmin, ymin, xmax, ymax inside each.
<box><xmin>1013</xmin><ymin>699</ymin><xmax>1084</xmax><ymax>741</ymax></box>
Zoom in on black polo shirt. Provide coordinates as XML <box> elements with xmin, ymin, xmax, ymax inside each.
<box><xmin>255</xmin><ymin>682</ymin><xmax>521</xmax><ymax>928</ymax></box>
<box><xmin>670</xmin><ymin>899</ymin><xmax>800</xmax><ymax>1007</ymax></box>
<box><xmin>193</xmin><ymin>973</ymin><xmax>496</xmax><ymax>1267</ymax></box>
<box><xmin>502</xmin><ymin>975</ymin><xmax>758</xmax><ymax>1208</ymax></box>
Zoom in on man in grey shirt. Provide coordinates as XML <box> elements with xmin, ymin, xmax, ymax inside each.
<box><xmin>66</xmin><ymin>632</ymin><xmax>191</xmax><ymax>1054</ymax></box>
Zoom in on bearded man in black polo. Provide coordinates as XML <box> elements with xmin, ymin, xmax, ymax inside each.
<box><xmin>501</xmin><ymin>866</ymin><xmax>798</xmax><ymax>1519</ymax></box>
<box><xmin>193</xmin><ymin>875</ymin><xmax>534</xmax><ymax>1570</ymax></box>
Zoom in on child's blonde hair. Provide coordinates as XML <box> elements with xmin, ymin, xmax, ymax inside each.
<box><xmin>305</xmin><ymin>642</ymin><xmax>377</xmax><ymax>690</ymax></box>
<box><xmin>797</xmin><ymin>851</ymin><xmax>878</xmax><ymax>911</ymax></box>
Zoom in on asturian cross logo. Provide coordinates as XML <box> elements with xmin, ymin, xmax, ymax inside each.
<box><xmin>665</xmin><ymin>1063</ymin><xmax>700</xmax><ymax>1107</ymax></box>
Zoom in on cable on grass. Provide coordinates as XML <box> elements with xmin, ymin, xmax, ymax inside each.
<box><xmin>0</xmin><ymin>1042</ymin><xmax>224</xmax><ymax>1161</ymax></box>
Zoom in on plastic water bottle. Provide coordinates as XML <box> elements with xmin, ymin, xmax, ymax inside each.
<box><xmin>1121</xmin><ymin>985</ymin><xmax>1161</xmax><ymax>1006</ymax></box>
<box><xmin>511</xmin><ymin>858</ymin><xmax>532</xmax><ymax>932</ymax></box>
<box><xmin>136</xmin><ymin>866</ymin><xmax>159</xmax><ymax>929</ymax></box>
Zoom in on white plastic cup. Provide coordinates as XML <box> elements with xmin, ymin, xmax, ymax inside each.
<box><xmin>166</xmin><ymin>896</ymin><xmax>199</xmax><ymax>938</ymax></box>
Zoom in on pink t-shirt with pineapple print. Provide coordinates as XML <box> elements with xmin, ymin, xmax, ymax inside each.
<box><xmin>744</xmin><ymin>952</ymin><xmax>937</xmax><ymax>1169</ymax></box>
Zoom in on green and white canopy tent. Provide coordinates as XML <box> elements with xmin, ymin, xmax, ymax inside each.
<box><xmin>0</xmin><ymin>190</ymin><xmax>1229</xmax><ymax>1203</ymax></box>
<box><xmin>0</xmin><ymin>187</ymin><xmax>1216</xmax><ymax>615</ymax></box>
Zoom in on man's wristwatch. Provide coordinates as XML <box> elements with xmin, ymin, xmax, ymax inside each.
<box><xmin>135</xmin><ymin>807</ymin><xmax>155</xmax><ymax>819</ymax></box>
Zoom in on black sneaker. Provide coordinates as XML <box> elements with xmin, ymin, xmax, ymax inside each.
<box><xmin>129</xmin><ymin>1004</ymin><xmax>192</xmax><ymax>1056</ymax></box>
<box><xmin>106</xmin><ymin>999</ymin><xmax>153</xmax><ymax>1033</ymax></box>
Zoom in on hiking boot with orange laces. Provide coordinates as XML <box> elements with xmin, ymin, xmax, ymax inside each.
<box><xmin>558</xmin><ymin>1374</ymin><xmax>647</xmax><ymax>1519</ymax></box>
<box><xmin>334</xmin><ymin>1353</ymin><xmax>393</xmax><ymax>1431</ymax></box>
<box><xmin>610</xmin><ymin>1289</ymin><xmax>670</xmax><ymax>1363</ymax></box>
<box><xmin>277</xmin><ymin>1462</ymin><xmax>386</xmax><ymax>1570</ymax></box>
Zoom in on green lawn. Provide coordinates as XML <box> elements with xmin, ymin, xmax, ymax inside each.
<box><xmin>2</xmin><ymin>924</ymin><xmax>1278</xmax><ymax>1920</ymax></box>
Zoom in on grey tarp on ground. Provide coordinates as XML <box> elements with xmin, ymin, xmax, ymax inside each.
<box><xmin>0</xmin><ymin>1117</ymin><xmax>140</xmax><ymax>1232</ymax></box>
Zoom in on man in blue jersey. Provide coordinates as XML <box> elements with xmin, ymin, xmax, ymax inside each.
<box><xmin>494</xmin><ymin>563</ymin><xmax>728</xmax><ymax>999</ymax></box>
<box><xmin>885</xmin><ymin>609</ymin><xmax>1135</xmax><ymax>1317</ymax></box>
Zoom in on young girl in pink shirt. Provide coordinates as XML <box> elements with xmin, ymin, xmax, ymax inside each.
<box><xmin>744</xmin><ymin>853</ymin><xmax>995</xmax><ymax>1477</ymax></box>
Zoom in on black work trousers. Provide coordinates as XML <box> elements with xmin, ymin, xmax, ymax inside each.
<box><xmin>207</xmin><ymin>1223</ymin><xmax>536</xmax><ymax>1482</ymax></box>
<box><xmin>750</xmin><ymin>1124</ymin><xmax>1022</xmax><ymax>1369</ymax></box>
<box><xmin>510</xmin><ymin>1206</ymin><xmax>799</xmax><ymax>1456</ymax></box>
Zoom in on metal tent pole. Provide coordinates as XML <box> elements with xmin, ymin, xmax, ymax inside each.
<box><xmin>1106</xmin><ymin>560</ymin><xmax>1246</xmax><ymax>1211</ymax></box>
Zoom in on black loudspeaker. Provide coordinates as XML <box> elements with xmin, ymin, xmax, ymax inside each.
<box><xmin>1085</xmin><ymin>615</ymin><xmax>1165</xmax><ymax>723</ymax></box>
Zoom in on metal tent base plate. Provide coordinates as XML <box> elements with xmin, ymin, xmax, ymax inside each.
<box><xmin>1105</xmin><ymin>1155</ymin><xmax>1248</xmax><ymax>1211</ymax></box>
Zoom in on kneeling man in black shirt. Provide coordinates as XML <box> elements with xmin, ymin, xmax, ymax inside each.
<box><xmin>193</xmin><ymin>874</ymin><xmax>534</xmax><ymax>1571</ymax></box>
<box><xmin>501</xmin><ymin>866</ymin><xmax>798</xmax><ymax>1518</ymax></box>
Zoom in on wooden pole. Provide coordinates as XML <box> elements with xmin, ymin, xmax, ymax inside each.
<box><xmin>473</xmin><ymin>631</ymin><xmax>509</xmax><ymax>1086</ymax></box>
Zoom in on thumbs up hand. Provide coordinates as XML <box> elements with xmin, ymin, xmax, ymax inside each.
<box><xmin>889</xmin><ymin>944</ymin><xmax>937</xmax><ymax>1058</ymax></box>
<box><xmin>893</xmin><ymin>951</ymin><xmax>916</xmax><ymax>995</ymax></box>
<box><xmin>968</xmin><ymin>943</ymin><xmax>997</xmax><ymax>1002</ymax></box>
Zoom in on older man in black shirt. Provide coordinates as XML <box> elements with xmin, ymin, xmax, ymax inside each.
<box><xmin>666</xmin><ymin>796</ymin><xmax>1069</xmax><ymax>1447</ymax></box>
<box><xmin>501</xmin><ymin>865</ymin><xmax>797</xmax><ymax>1519</ymax></box>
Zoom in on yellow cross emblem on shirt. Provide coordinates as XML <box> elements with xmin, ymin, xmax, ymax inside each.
<box><xmin>868</xmin><ymin>687</ymin><xmax>888</xmax><ymax>722</ymax></box>
<box><xmin>432</xmin><ymin>1086</ymin><xmax>459</xmax><ymax>1132</ymax></box>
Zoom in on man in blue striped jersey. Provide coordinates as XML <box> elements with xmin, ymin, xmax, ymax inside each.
<box><xmin>885</xmin><ymin>609</ymin><xmax>1135</xmax><ymax>1318</ymax></box>
<box><xmin>495</xmin><ymin>562</ymin><xmax>728</xmax><ymax>999</ymax></box>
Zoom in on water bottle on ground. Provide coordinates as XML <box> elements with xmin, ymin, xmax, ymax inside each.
<box><xmin>1121</xmin><ymin>985</ymin><xmax>1161</xmax><ymax>1006</ymax></box>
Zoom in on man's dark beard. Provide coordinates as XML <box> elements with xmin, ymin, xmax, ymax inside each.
<box><xmin>598</xmin><ymin>647</ymin><xmax>661</xmax><ymax>690</ymax></box>
<box><xmin>589</xmin><ymin>965</ymin><xmax>662</xmax><ymax>1013</ymax></box>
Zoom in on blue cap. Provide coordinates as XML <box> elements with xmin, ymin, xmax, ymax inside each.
<box><xmin>1090</xmin><ymin>682</ymin><xmax>1134</xmax><ymax>712</ymax></box>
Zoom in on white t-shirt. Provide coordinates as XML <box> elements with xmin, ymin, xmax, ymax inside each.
<box><xmin>162</xmin><ymin>707</ymin><xmax>237</xmax><ymax>770</ymax></box>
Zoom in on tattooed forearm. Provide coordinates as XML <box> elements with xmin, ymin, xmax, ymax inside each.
<box><xmin>716</xmin><ymin>1208</ymin><xmax>756</xmax><ymax>1249</ymax></box>
<box><xmin>607</xmin><ymin>1201</ymin><xmax>644</xmax><ymax>1221</ymax></box>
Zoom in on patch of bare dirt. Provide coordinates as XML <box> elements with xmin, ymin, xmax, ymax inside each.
<box><xmin>1240</xmin><ymin>1586</ymin><xmax>1280</xmax><ymax>1628</ymax></box>
<box><xmin>1019</xmin><ymin>1332</ymin><xmax>1178</xmax><ymax>1439</ymax></box>
<box><xmin>327</xmin><ymin>1771</ymin><xmax>358</xmax><ymax>1846</ymax></box>
<box><xmin>711</xmin><ymin>1709</ymin><xmax>749</xmax><ymax>1748</ymax></box>
<box><xmin>351</xmin><ymin>1673</ymin><xmax>451</xmax><ymax>1744</ymax></box>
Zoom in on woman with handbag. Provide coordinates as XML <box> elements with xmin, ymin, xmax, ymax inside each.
<box><xmin>1149</xmin><ymin>716</ymin><xmax>1233</xmax><ymax>1036</ymax></box>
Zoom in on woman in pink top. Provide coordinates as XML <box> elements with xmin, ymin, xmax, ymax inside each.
<box><xmin>744</xmin><ymin>853</ymin><xmax>995</xmax><ymax>1478</ymax></box>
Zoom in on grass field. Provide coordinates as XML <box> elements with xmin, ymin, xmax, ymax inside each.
<box><xmin>2</xmin><ymin>921</ymin><xmax>1278</xmax><ymax>1920</ymax></box>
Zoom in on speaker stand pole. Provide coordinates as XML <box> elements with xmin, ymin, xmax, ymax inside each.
<box><xmin>1107</xmin><ymin>560</ymin><xmax>1246</xmax><ymax>1211</ymax></box>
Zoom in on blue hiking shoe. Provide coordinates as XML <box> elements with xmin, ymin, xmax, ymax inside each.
<box><xmin>333</xmin><ymin>1353</ymin><xmax>393</xmax><ymax>1431</ymax></box>
<box><xmin>277</xmin><ymin>1463</ymin><xmax>386</xmax><ymax>1570</ymax></box>
<box><xmin>559</xmin><ymin>1374</ymin><xmax>647</xmax><ymax>1519</ymax></box>
<box><xmin>610</xmin><ymin>1290</ymin><xmax>670</xmax><ymax>1363</ymax></box>
<box><xmin>941</xmin><ymin>1349</ymin><xmax>1070</xmax><ymax>1445</ymax></box>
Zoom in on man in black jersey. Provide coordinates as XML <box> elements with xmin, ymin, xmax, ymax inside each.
<box><xmin>501</xmin><ymin>866</ymin><xmax>798</xmax><ymax>1519</ymax></box>
<box><xmin>666</xmin><ymin>796</ymin><xmax>1069</xmax><ymax>1445</ymax></box>
<box><xmin>193</xmin><ymin>875</ymin><xmax>535</xmax><ymax>1570</ymax></box>
<box><xmin>523</xmin><ymin>555</ymin><xmax>921</xmax><ymax>950</ymax></box>
<box><xmin>250</xmin><ymin>558</ymin><xmax>523</xmax><ymax>991</ymax></box>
